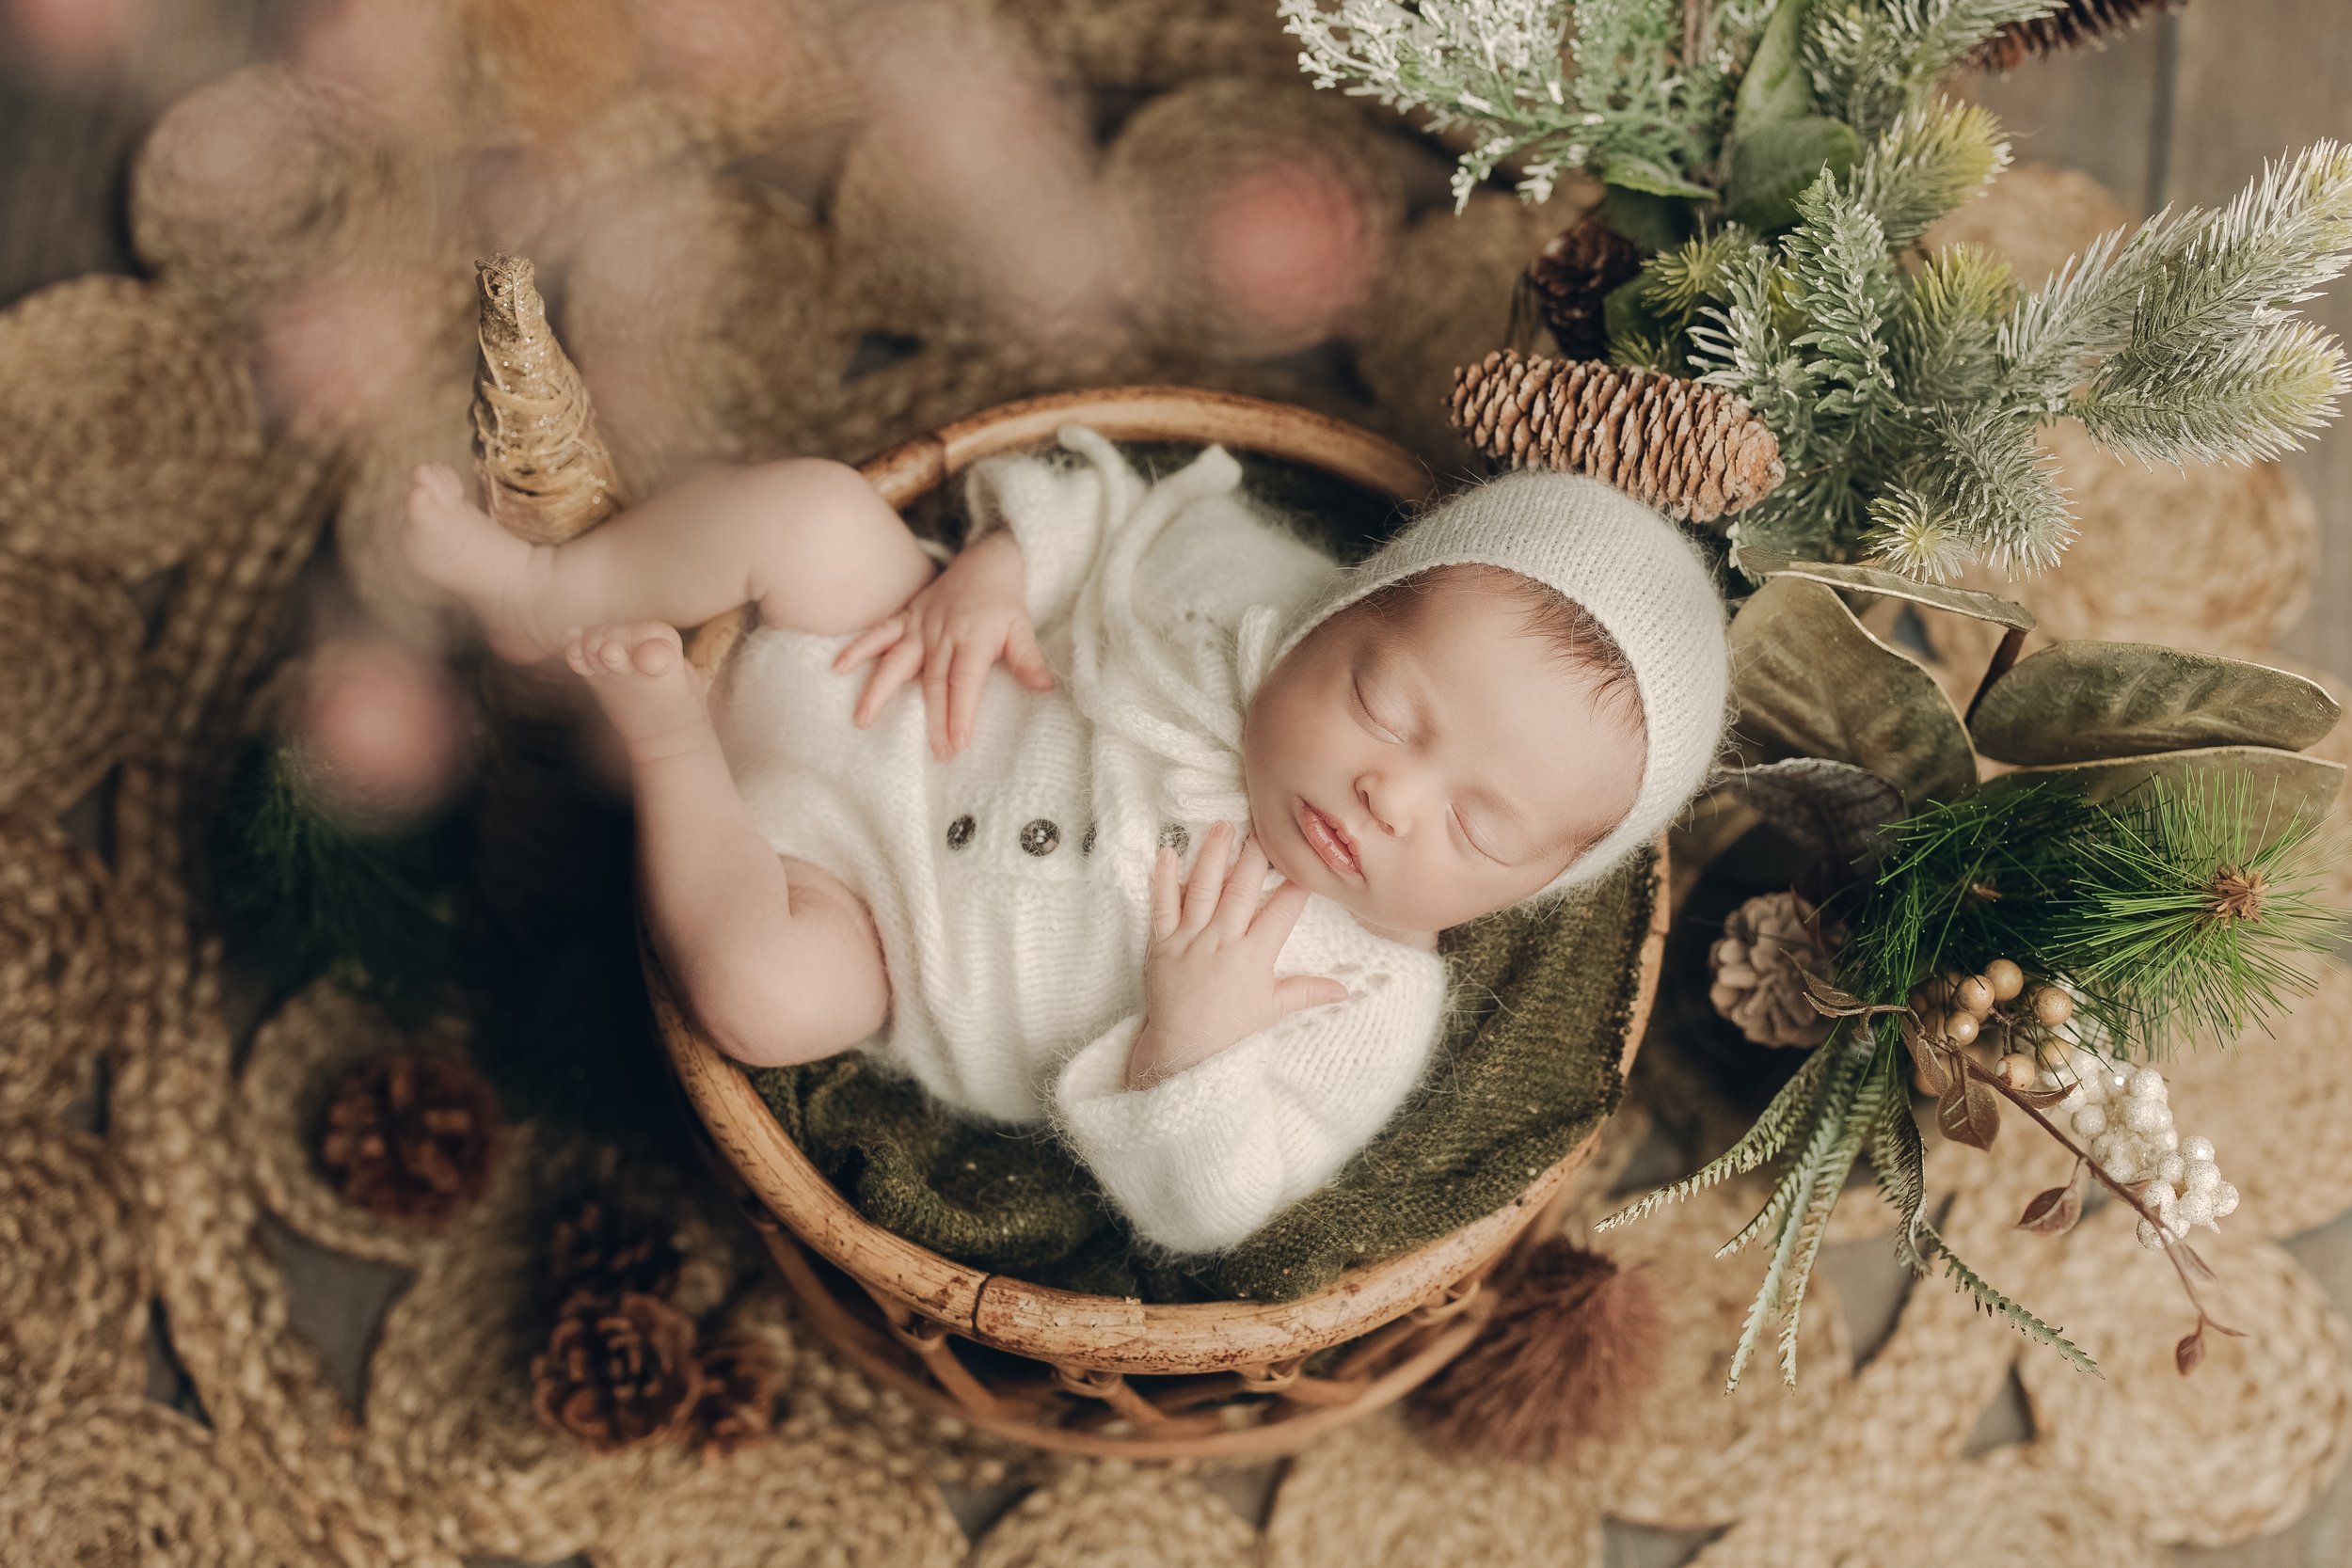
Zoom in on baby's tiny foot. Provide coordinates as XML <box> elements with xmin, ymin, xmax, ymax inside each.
<box><xmin>401</xmin><ymin>464</ymin><xmax>548</xmax><ymax>662</ymax></box>
<box><xmin>566</xmin><ymin>622</ymin><xmax>707</xmax><ymax>758</ymax></box>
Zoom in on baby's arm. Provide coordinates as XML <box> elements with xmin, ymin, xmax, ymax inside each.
<box><xmin>1050</xmin><ymin>828</ymin><xmax>1445</xmax><ymax>1254</ymax></box>
<box><xmin>568</xmin><ymin>622</ymin><xmax>890</xmax><ymax>1069</ymax></box>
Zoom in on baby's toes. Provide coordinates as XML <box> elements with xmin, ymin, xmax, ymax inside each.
<box><xmin>628</xmin><ymin>624</ymin><xmax>682</xmax><ymax>676</ymax></box>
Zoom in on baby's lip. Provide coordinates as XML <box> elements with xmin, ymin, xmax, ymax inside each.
<box><xmin>1297</xmin><ymin>798</ymin><xmax>1362</xmax><ymax>879</ymax></box>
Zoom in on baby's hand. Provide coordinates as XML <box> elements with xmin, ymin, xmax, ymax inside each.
<box><xmin>1125</xmin><ymin>824</ymin><xmax>1348</xmax><ymax>1091</ymax></box>
<box><xmin>834</xmin><ymin>530</ymin><xmax>1054</xmax><ymax>760</ymax></box>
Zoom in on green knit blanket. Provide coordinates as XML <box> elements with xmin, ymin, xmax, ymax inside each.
<box><xmin>748</xmin><ymin>852</ymin><xmax>1651</xmax><ymax>1303</ymax></box>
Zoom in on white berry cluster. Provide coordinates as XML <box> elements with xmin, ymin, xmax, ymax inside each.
<box><xmin>2049</xmin><ymin>1048</ymin><xmax>2238</xmax><ymax>1249</ymax></box>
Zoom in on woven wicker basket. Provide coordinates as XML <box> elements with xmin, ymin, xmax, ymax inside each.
<box><xmin>651</xmin><ymin>386</ymin><xmax>1667</xmax><ymax>1458</ymax></box>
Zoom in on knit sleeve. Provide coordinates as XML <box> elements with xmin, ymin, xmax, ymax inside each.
<box><xmin>1049</xmin><ymin>960</ymin><xmax>1449</xmax><ymax>1256</ymax></box>
<box><xmin>961</xmin><ymin>451</ymin><xmax>1114</xmax><ymax>632</ymax></box>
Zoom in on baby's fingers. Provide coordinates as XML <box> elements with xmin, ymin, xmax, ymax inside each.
<box><xmin>1149</xmin><ymin>847</ymin><xmax>1182</xmax><ymax>942</ymax></box>
<box><xmin>834</xmin><ymin>615</ymin><xmax>905</xmax><ymax>673</ymax></box>
<box><xmin>1248</xmin><ymin>879</ymin><xmax>1311</xmax><ymax>952</ymax></box>
<box><xmin>946</xmin><ymin>635</ymin><xmax>992</xmax><ymax>751</ymax></box>
<box><xmin>1272</xmin><ymin>974</ymin><xmax>1349</xmax><ymax>1017</ymax></box>
<box><xmin>922</xmin><ymin>638</ymin><xmax>956</xmax><ymax>759</ymax></box>
<box><xmin>1213</xmin><ymin>834</ymin><xmax>1267</xmax><ymax>939</ymax></box>
<box><xmin>853</xmin><ymin>634</ymin><xmax>925</xmax><ymax>726</ymax></box>
<box><xmin>1004</xmin><ymin>620</ymin><xmax>1057</xmax><ymax>692</ymax></box>
<box><xmin>1179</xmin><ymin>822</ymin><xmax>1235</xmax><ymax>935</ymax></box>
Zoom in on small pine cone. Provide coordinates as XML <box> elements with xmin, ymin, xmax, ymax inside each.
<box><xmin>1525</xmin><ymin>214</ymin><xmax>1645</xmax><ymax>361</ymax></box>
<box><xmin>532</xmin><ymin>1290</ymin><xmax>704</xmax><ymax>1453</ymax></box>
<box><xmin>1709</xmin><ymin>890</ymin><xmax>1847</xmax><ymax>1049</ymax></box>
<box><xmin>689</xmin><ymin>1329</ymin><xmax>783</xmax><ymax>1465</ymax></box>
<box><xmin>1969</xmin><ymin>0</ymin><xmax>2176</xmax><ymax>71</ymax></box>
<box><xmin>315</xmin><ymin>1050</ymin><xmax>500</xmax><ymax>1224</ymax></box>
<box><xmin>547</xmin><ymin>1196</ymin><xmax>684</xmax><ymax>1304</ymax></box>
<box><xmin>1447</xmin><ymin>349</ymin><xmax>1784</xmax><ymax>523</ymax></box>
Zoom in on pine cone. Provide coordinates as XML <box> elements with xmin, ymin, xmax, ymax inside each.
<box><xmin>1969</xmin><ymin>0</ymin><xmax>2176</xmax><ymax>71</ymax></box>
<box><xmin>532</xmin><ymin>1291</ymin><xmax>704</xmax><ymax>1453</ymax></box>
<box><xmin>1709</xmin><ymin>890</ymin><xmax>1847</xmax><ymax>1048</ymax></box>
<box><xmin>689</xmin><ymin>1329</ymin><xmax>783</xmax><ymax>1464</ymax></box>
<box><xmin>315</xmin><ymin>1050</ymin><xmax>500</xmax><ymax>1223</ymax></box>
<box><xmin>1447</xmin><ymin>349</ymin><xmax>1785</xmax><ymax>523</ymax></box>
<box><xmin>547</xmin><ymin>1196</ymin><xmax>684</xmax><ymax>1304</ymax></box>
<box><xmin>1525</xmin><ymin>214</ymin><xmax>1645</xmax><ymax>361</ymax></box>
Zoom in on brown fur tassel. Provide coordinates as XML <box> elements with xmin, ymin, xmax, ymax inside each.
<box><xmin>1409</xmin><ymin>1238</ymin><xmax>1662</xmax><ymax>1465</ymax></box>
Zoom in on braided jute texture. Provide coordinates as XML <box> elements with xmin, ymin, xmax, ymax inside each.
<box><xmin>0</xmin><ymin>555</ymin><xmax>146</xmax><ymax>816</ymax></box>
<box><xmin>2020</xmin><ymin>1206</ymin><xmax>2352</xmax><ymax>1545</ymax></box>
<box><xmin>1265</xmin><ymin>1406</ymin><xmax>1603</xmax><ymax>1568</ymax></box>
<box><xmin>359</xmin><ymin>1120</ymin><xmax>749</xmax><ymax>1561</ymax></box>
<box><xmin>0</xmin><ymin>818</ymin><xmax>111</xmax><ymax>1123</ymax></box>
<box><xmin>0</xmin><ymin>1399</ymin><xmax>342</xmax><ymax>1568</ymax></box>
<box><xmin>472</xmin><ymin>253</ymin><xmax>623</xmax><ymax>544</ymax></box>
<box><xmin>0</xmin><ymin>277</ymin><xmax>265</xmax><ymax>579</ymax></box>
<box><xmin>1551</xmin><ymin>1180</ymin><xmax>1854</xmax><ymax>1528</ymax></box>
<box><xmin>2162</xmin><ymin>958</ymin><xmax>2352</xmax><ymax>1241</ymax></box>
<box><xmin>1774</xmin><ymin>1446</ymin><xmax>2165</xmax><ymax>1568</ymax></box>
<box><xmin>594</xmin><ymin>1403</ymin><xmax>968</xmax><ymax>1568</ymax></box>
<box><xmin>0</xmin><ymin>1127</ymin><xmax>150</xmax><ymax>1420</ymax></box>
<box><xmin>1101</xmin><ymin>75</ymin><xmax>1406</xmax><ymax>360</ymax></box>
<box><xmin>968</xmin><ymin>1461</ymin><xmax>1256</xmax><ymax>1568</ymax></box>
<box><xmin>235</xmin><ymin>980</ymin><xmax>485</xmax><ymax>1267</ymax></box>
<box><xmin>1684</xmin><ymin>1125</ymin><xmax>2078</xmax><ymax>1568</ymax></box>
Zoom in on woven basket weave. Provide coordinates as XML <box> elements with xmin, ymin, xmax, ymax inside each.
<box><xmin>650</xmin><ymin>386</ymin><xmax>1666</xmax><ymax>1458</ymax></box>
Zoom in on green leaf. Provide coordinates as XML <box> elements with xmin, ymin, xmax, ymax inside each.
<box><xmin>1727</xmin><ymin>576</ymin><xmax>1979</xmax><ymax>803</ymax></box>
<box><xmin>1724</xmin><ymin>755</ymin><xmax>1907</xmax><ymax>863</ymax></box>
<box><xmin>1980</xmin><ymin>745</ymin><xmax>2348</xmax><ymax>840</ymax></box>
<box><xmin>1602</xmin><ymin>185</ymin><xmax>1696</xmax><ymax>258</ymax></box>
<box><xmin>1727</xmin><ymin>116</ymin><xmax>1865</xmax><ymax>232</ymax></box>
<box><xmin>1970</xmin><ymin>641</ymin><xmax>2344</xmax><ymax>764</ymax></box>
<box><xmin>1735</xmin><ymin>548</ymin><xmax>2037</xmax><ymax>630</ymax></box>
<box><xmin>1601</xmin><ymin>156</ymin><xmax>1718</xmax><ymax>202</ymax></box>
<box><xmin>1733</xmin><ymin>0</ymin><xmax>1817</xmax><ymax>135</ymax></box>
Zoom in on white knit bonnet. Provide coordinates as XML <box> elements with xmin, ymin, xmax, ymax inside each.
<box><xmin>1265</xmin><ymin>468</ymin><xmax>1731</xmax><ymax>896</ymax></box>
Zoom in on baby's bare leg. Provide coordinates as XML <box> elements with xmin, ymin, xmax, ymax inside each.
<box><xmin>405</xmin><ymin>459</ymin><xmax>935</xmax><ymax>661</ymax></box>
<box><xmin>571</xmin><ymin>622</ymin><xmax>889</xmax><ymax>1068</ymax></box>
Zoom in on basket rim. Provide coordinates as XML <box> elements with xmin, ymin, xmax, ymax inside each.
<box><xmin>652</xmin><ymin>384</ymin><xmax>1664</xmax><ymax>1370</ymax></box>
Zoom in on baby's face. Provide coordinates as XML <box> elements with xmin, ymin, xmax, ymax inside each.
<box><xmin>1242</xmin><ymin>570</ymin><xmax>1645</xmax><ymax>938</ymax></box>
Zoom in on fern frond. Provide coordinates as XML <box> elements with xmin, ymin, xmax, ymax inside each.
<box><xmin>1918</xmin><ymin>1220</ymin><xmax>2104</xmax><ymax>1375</ymax></box>
<box><xmin>1772</xmin><ymin>1067</ymin><xmax>1883</xmax><ymax>1383</ymax></box>
<box><xmin>1865</xmin><ymin>1047</ymin><xmax>1931</xmax><ymax>1274</ymax></box>
<box><xmin>1848</xmin><ymin>98</ymin><xmax>2011</xmax><ymax>249</ymax></box>
<box><xmin>1724</xmin><ymin>1043</ymin><xmax>1872</xmax><ymax>1391</ymax></box>
<box><xmin>1599</xmin><ymin>1036</ymin><xmax>1842</xmax><ymax>1231</ymax></box>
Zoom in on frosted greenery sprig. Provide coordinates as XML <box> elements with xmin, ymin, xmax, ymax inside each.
<box><xmin>1673</xmin><ymin>129</ymin><xmax>2352</xmax><ymax>576</ymax></box>
<box><xmin>1803</xmin><ymin>0</ymin><xmax>2064</xmax><ymax>141</ymax></box>
<box><xmin>1278</xmin><ymin>0</ymin><xmax>1772</xmax><ymax>209</ymax></box>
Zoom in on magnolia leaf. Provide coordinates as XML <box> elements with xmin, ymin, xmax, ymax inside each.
<box><xmin>1936</xmin><ymin>1074</ymin><xmax>2001</xmax><ymax>1150</ymax></box>
<box><xmin>2017</xmin><ymin>1161</ymin><xmax>2087</xmax><ymax>1236</ymax></box>
<box><xmin>1724</xmin><ymin>756</ymin><xmax>1906</xmax><ymax>864</ymax></box>
<box><xmin>1734</xmin><ymin>549</ymin><xmax>2037</xmax><ymax>631</ymax></box>
<box><xmin>1602</xmin><ymin>156</ymin><xmax>1717</xmax><ymax>202</ymax></box>
<box><xmin>1727</xmin><ymin>577</ymin><xmax>1979</xmax><ymax>803</ymax></box>
<box><xmin>1981</xmin><ymin>745</ymin><xmax>2346</xmax><ymax>844</ymax></box>
<box><xmin>1971</xmin><ymin>641</ymin><xmax>2343</xmax><ymax>764</ymax></box>
<box><xmin>1727</xmin><ymin>116</ymin><xmax>1864</xmax><ymax>231</ymax></box>
<box><xmin>1733</xmin><ymin>0</ymin><xmax>1816</xmax><ymax>135</ymax></box>
<box><xmin>2176</xmin><ymin>1325</ymin><xmax>2206</xmax><ymax>1375</ymax></box>
<box><xmin>1902</xmin><ymin>1023</ymin><xmax>1951</xmax><ymax>1096</ymax></box>
<box><xmin>1601</xmin><ymin>187</ymin><xmax>1692</xmax><ymax>255</ymax></box>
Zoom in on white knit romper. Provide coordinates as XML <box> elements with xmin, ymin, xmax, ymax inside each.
<box><xmin>713</xmin><ymin>431</ymin><xmax>1448</xmax><ymax>1255</ymax></box>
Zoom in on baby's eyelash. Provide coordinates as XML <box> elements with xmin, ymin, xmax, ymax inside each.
<box><xmin>1354</xmin><ymin>676</ymin><xmax>1401</xmax><ymax>739</ymax></box>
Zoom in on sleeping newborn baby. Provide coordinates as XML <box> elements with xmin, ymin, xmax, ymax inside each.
<box><xmin>405</xmin><ymin>431</ymin><xmax>1728</xmax><ymax>1253</ymax></box>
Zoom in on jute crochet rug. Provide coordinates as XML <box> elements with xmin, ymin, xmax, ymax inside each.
<box><xmin>4</xmin><ymin>4</ymin><xmax>2350</xmax><ymax>1563</ymax></box>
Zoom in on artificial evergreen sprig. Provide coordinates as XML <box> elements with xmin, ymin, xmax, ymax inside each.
<box><xmin>1281</xmin><ymin>0</ymin><xmax>1764</xmax><ymax>208</ymax></box>
<box><xmin>1605</xmin><ymin>775</ymin><xmax>2339</xmax><ymax>1386</ymax></box>
<box><xmin>1670</xmin><ymin>129</ymin><xmax>2352</xmax><ymax>575</ymax></box>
